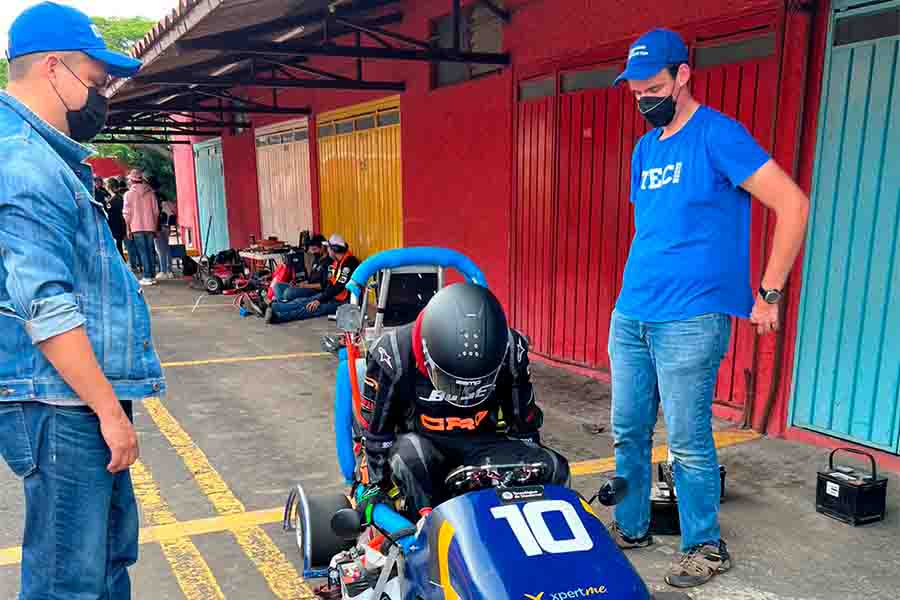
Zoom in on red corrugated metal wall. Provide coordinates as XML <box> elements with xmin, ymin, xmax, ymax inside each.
<box><xmin>695</xmin><ymin>52</ymin><xmax>779</xmax><ymax>412</ymax></box>
<box><xmin>512</xmin><ymin>12</ymin><xmax>780</xmax><ymax>416</ymax></box>
<box><xmin>222</xmin><ymin>131</ymin><xmax>262</xmax><ymax>249</ymax></box>
<box><xmin>513</xmin><ymin>93</ymin><xmax>555</xmax><ymax>355</ymax></box>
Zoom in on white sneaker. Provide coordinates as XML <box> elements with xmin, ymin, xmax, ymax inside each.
<box><xmin>155</xmin><ymin>273</ymin><xmax>167</xmax><ymax>281</ymax></box>
<box><xmin>139</xmin><ymin>278</ymin><xmax>154</xmax><ymax>286</ymax></box>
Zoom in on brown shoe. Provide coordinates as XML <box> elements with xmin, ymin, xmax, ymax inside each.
<box><xmin>665</xmin><ymin>541</ymin><xmax>732</xmax><ymax>588</ymax></box>
<box><xmin>609</xmin><ymin>521</ymin><xmax>653</xmax><ymax>549</ymax></box>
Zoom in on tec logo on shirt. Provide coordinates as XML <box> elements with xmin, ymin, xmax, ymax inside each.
<box><xmin>640</xmin><ymin>162</ymin><xmax>683</xmax><ymax>190</ymax></box>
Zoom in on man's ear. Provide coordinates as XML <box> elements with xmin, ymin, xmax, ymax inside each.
<box><xmin>676</xmin><ymin>63</ymin><xmax>692</xmax><ymax>88</ymax></box>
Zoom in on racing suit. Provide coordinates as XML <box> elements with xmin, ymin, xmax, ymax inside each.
<box><xmin>361</xmin><ymin>322</ymin><xmax>570</xmax><ymax>514</ymax></box>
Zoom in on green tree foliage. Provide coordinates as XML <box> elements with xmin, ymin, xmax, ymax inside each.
<box><xmin>91</xmin><ymin>16</ymin><xmax>156</xmax><ymax>54</ymax></box>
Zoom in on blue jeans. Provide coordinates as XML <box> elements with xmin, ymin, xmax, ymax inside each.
<box><xmin>123</xmin><ymin>238</ymin><xmax>140</xmax><ymax>270</ymax></box>
<box><xmin>0</xmin><ymin>402</ymin><xmax>139</xmax><ymax>599</ymax></box>
<box><xmin>273</xmin><ymin>283</ymin><xmax>319</xmax><ymax>302</ymax></box>
<box><xmin>270</xmin><ymin>293</ymin><xmax>341</xmax><ymax>323</ymax></box>
<box><xmin>154</xmin><ymin>232</ymin><xmax>170</xmax><ymax>275</ymax></box>
<box><xmin>132</xmin><ymin>232</ymin><xmax>156</xmax><ymax>279</ymax></box>
<box><xmin>609</xmin><ymin>311</ymin><xmax>731</xmax><ymax>550</ymax></box>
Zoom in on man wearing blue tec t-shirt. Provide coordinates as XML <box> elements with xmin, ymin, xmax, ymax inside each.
<box><xmin>607</xmin><ymin>29</ymin><xmax>809</xmax><ymax>589</ymax></box>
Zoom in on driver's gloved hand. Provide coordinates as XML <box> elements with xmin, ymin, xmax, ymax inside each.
<box><xmin>363</xmin><ymin>432</ymin><xmax>395</xmax><ymax>484</ymax></box>
<box><xmin>357</xmin><ymin>484</ymin><xmax>389</xmax><ymax>526</ymax></box>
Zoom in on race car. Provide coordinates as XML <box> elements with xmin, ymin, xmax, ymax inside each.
<box><xmin>284</xmin><ymin>248</ymin><xmax>681</xmax><ymax>600</ymax></box>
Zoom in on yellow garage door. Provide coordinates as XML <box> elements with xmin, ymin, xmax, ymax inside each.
<box><xmin>317</xmin><ymin>97</ymin><xmax>402</xmax><ymax>260</ymax></box>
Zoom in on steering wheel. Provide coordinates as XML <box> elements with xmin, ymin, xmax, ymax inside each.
<box><xmin>444</xmin><ymin>462</ymin><xmax>550</xmax><ymax>494</ymax></box>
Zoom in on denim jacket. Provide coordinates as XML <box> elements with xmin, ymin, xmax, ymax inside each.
<box><xmin>0</xmin><ymin>92</ymin><xmax>165</xmax><ymax>404</ymax></box>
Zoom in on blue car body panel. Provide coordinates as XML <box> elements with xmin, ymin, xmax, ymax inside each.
<box><xmin>403</xmin><ymin>486</ymin><xmax>651</xmax><ymax>600</ymax></box>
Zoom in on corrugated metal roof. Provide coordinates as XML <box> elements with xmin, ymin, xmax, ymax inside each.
<box><xmin>129</xmin><ymin>0</ymin><xmax>203</xmax><ymax>59</ymax></box>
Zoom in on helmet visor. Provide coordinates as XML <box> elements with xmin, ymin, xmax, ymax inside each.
<box><xmin>423</xmin><ymin>342</ymin><xmax>508</xmax><ymax>408</ymax></box>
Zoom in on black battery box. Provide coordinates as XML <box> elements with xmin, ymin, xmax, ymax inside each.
<box><xmin>816</xmin><ymin>448</ymin><xmax>887</xmax><ymax>526</ymax></box>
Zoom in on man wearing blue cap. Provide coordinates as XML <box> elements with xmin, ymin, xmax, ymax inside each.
<box><xmin>0</xmin><ymin>3</ymin><xmax>162</xmax><ymax>599</ymax></box>
<box><xmin>607</xmin><ymin>29</ymin><xmax>809</xmax><ymax>588</ymax></box>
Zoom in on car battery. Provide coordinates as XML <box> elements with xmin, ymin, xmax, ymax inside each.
<box><xmin>816</xmin><ymin>448</ymin><xmax>887</xmax><ymax>526</ymax></box>
<box><xmin>649</xmin><ymin>461</ymin><xmax>727</xmax><ymax>536</ymax></box>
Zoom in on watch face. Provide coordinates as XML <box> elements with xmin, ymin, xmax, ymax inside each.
<box><xmin>764</xmin><ymin>290</ymin><xmax>782</xmax><ymax>303</ymax></box>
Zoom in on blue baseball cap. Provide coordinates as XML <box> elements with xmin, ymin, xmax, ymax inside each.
<box><xmin>614</xmin><ymin>29</ymin><xmax>689</xmax><ymax>85</ymax></box>
<box><xmin>7</xmin><ymin>2</ymin><xmax>142</xmax><ymax>78</ymax></box>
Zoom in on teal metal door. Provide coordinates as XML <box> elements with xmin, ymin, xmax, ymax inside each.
<box><xmin>193</xmin><ymin>139</ymin><xmax>230</xmax><ymax>255</ymax></box>
<box><xmin>790</xmin><ymin>0</ymin><xmax>900</xmax><ymax>452</ymax></box>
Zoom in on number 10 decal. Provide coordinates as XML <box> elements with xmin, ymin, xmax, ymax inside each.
<box><xmin>490</xmin><ymin>500</ymin><xmax>594</xmax><ymax>556</ymax></box>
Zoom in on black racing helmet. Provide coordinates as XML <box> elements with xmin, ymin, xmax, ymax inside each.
<box><xmin>419</xmin><ymin>282</ymin><xmax>510</xmax><ymax>407</ymax></box>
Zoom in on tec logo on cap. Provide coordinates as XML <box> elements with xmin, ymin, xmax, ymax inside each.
<box><xmin>7</xmin><ymin>2</ymin><xmax>143</xmax><ymax>78</ymax></box>
<box><xmin>614</xmin><ymin>28</ymin><xmax>689</xmax><ymax>85</ymax></box>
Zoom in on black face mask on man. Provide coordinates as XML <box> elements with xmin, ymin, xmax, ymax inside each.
<box><xmin>638</xmin><ymin>80</ymin><xmax>682</xmax><ymax>129</ymax></box>
<box><xmin>50</xmin><ymin>60</ymin><xmax>109</xmax><ymax>142</ymax></box>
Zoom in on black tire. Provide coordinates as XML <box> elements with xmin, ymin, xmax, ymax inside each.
<box><xmin>293</xmin><ymin>487</ymin><xmax>356</xmax><ymax>569</ymax></box>
<box><xmin>205</xmin><ymin>276</ymin><xmax>224</xmax><ymax>294</ymax></box>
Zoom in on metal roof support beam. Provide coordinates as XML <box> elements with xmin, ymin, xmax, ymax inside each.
<box><xmin>478</xmin><ymin>1</ymin><xmax>511</xmax><ymax>23</ymax></box>
<box><xmin>265</xmin><ymin>60</ymin><xmax>355</xmax><ymax>82</ymax></box>
<box><xmin>140</xmin><ymin>74</ymin><xmax>407</xmax><ymax>92</ymax></box>
<box><xmin>191</xmin><ymin>89</ymin><xmax>272</xmax><ymax>109</ymax></box>
<box><xmin>453</xmin><ymin>0</ymin><xmax>461</xmax><ymax>52</ymax></box>
<box><xmin>102</xmin><ymin>119</ymin><xmax>239</xmax><ymax>129</ymax></box>
<box><xmin>178</xmin><ymin>39</ymin><xmax>510</xmax><ymax>65</ymax></box>
<box><xmin>93</xmin><ymin>138</ymin><xmax>193</xmax><ymax>145</ymax></box>
<box><xmin>190</xmin><ymin>0</ymin><xmax>402</xmax><ymax>45</ymax></box>
<box><xmin>334</xmin><ymin>17</ymin><xmax>429</xmax><ymax>49</ymax></box>
<box><xmin>109</xmin><ymin>103</ymin><xmax>310</xmax><ymax>115</ymax></box>
<box><xmin>101</xmin><ymin>129</ymin><xmax>225</xmax><ymax>136</ymax></box>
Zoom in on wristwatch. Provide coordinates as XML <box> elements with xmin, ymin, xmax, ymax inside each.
<box><xmin>759</xmin><ymin>286</ymin><xmax>783</xmax><ymax>304</ymax></box>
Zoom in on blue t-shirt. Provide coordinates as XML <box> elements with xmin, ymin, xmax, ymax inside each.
<box><xmin>615</xmin><ymin>105</ymin><xmax>770</xmax><ymax>322</ymax></box>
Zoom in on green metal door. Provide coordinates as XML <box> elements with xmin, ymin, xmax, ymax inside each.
<box><xmin>790</xmin><ymin>0</ymin><xmax>900</xmax><ymax>452</ymax></box>
<box><xmin>193</xmin><ymin>139</ymin><xmax>230</xmax><ymax>255</ymax></box>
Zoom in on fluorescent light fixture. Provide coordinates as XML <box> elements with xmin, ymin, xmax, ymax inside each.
<box><xmin>210</xmin><ymin>62</ymin><xmax>240</xmax><ymax>77</ymax></box>
<box><xmin>273</xmin><ymin>26</ymin><xmax>306</xmax><ymax>43</ymax></box>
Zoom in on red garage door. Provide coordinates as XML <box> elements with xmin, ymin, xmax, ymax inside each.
<box><xmin>511</xmin><ymin>20</ymin><xmax>779</xmax><ymax>412</ymax></box>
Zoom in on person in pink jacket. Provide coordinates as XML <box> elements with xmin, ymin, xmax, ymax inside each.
<box><xmin>122</xmin><ymin>169</ymin><xmax>159</xmax><ymax>285</ymax></box>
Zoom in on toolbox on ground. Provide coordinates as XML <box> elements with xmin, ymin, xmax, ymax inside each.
<box><xmin>816</xmin><ymin>448</ymin><xmax>887</xmax><ymax>526</ymax></box>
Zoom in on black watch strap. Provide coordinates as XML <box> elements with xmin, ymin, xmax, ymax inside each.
<box><xmin>759</xmin><ymin>286</ymin><xmax>783</xmax><ymax>304</ymax></box>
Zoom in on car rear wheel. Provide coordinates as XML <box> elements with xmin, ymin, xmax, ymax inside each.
<box><xmin>291</xmin><ymin>485</ymin><xmax>357</xmax><ymax>569</ymax></box>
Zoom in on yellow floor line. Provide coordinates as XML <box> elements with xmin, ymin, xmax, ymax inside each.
<box><xmin>144</xmin><ymin>398</ymin><xmax>315</xmax><ymax>599</ymax></box>
<box><xmin>161</xmin><ymin>352</ymin><xmax>330</xmax><ymax>368</ymax></box>
<box><xmin>131</xmin><ymin>460</ymin><xmax>225</xmax><ymax>599</ymax></box>
<box><xmin>139</xmin><ymin>508</ymin><xmax>286</xmax><ymax>545</ymax></box>
<box><xmin>0</xmin><ymin>429</ymin><xmax>762</xmax><ymax>569</ymax></box>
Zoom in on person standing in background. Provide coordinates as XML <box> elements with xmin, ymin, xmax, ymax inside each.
<box><xmin>147</xmin><ymin>175</ymin><xmax>177</xmax><ymax>280</ymax></box>
<box><xmin>122</xmin><ymin>169</ymin><xmax>159</xmax><ymax>286</ymax></box>
<box><xmin>93</xmin><ymin>175</ymin><xmax>109</xmax><ymax>207</ymax></box>
<box><xmin>106</xmin><ymin>177</ymin><xmax>128</xmax><ymax>259</ymax></box>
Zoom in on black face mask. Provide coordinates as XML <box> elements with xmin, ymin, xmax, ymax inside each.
<box><xmin>638</xmin><ymin>94</ymin><xmax>676</xmax><ymax>128</ymax></box>
<box><xmin>637</xmin><ymin>79</ymin><xmax>684</xmax><ymax>129</ymax></box>
<box><xmin>51</xmin><ymin>61</ymin><xmax>109</xmax><ymax>142</ymax></box>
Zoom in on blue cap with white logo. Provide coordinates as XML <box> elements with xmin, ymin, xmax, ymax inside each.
<box><xmin>7</xmin><ymin>2</ymin><xmax>142</xmax><ymax>78</ymax></box>
<box><xmin>614</xmin><ymin>28</ymin><xmax>689</xmax><ymax>85</ymax></box>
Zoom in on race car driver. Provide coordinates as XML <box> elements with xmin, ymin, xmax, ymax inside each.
<box><xmin>358</xmin><ymin>282</ymin><xmax>570</xmax><ymax>519</ymax></box>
